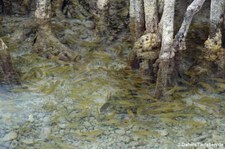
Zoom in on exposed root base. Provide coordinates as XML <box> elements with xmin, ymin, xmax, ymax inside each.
<box><xmin>33</xmin><ymin>25</ymin><xmax>79</xmax><ymax>62</ymax></box>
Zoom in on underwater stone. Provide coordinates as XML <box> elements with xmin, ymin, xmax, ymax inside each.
<box><xmin>83</xmin><ymin>121</ymin><xmax>92</xmax><ymax>127</ymax></box>
<box><xmin>157</xmin><ymin>130</ymin><xmax>168</xmax><ymax>137</ymax></box>
<box><xmin>83</xmin><ymin>20</ymin><xmax>95</xmax><ymax>29</ymax></box>
<box><xmin>39</xmin><ymin>127</ymin><xmax>51</xmax><ymax>139</ymax></box>
<box><xmin>115</xmin><ymin>129</ymin><xmax>126</xmax><ymax>135</ymax></box>
<box><xmin>21</xmin><ymin>138</ymin><xmax>34</xmax><ymax>145</ymax></box>
<box><xmin>10</xmin><ymin>140</ymin><xmax>18</xmax><ymax>148</ymax></box>
<box><xmin>28</xmin><ymin>114</ymin><xmax>34</xmax><ymax>122</ymax></box>
<box><xmin>123</xmin><ymin>136</ymin><xmax>130</xmax><ymax>143</ymax></box>
<box><xmin>192</xmin><ymin>117</ymin><xmax>207</xmax><ymax>124</ymax></box>
<box><xmin>58</xmin><ymin>123</ymin><xmax>66</xmax><ymax>129</ymax></box>
<box><xmin>2</xmin><ymin>131</ymin><xmax>17</xmax><ymax>142</ymax></box>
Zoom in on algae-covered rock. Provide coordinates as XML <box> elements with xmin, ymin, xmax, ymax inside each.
<box><xmin>202</xmin><ymin>31</ymin><xmax>225</xmax><ymax>77</ymax></box>
<box><xmin>129</xmin><ymin>33</ymin><xmax>160</xmax><ymax>76</ymax></box>
<box><xmin>204</xmin><ymin>31</ymin><xmax>222</xmax><ymax>53</ymax></box>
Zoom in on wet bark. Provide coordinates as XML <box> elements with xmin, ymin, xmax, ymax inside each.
<box><xmin>2</xmin><ymin>0</ymin><xmax>12</xmax><ymax>14</ymax></box>
<box><xmin>143</xmin><ymin>0</ymin><xmax>158</xmax><ymax>33</ymax></box>
<box><xmin>204</xmin><ymin>0</ymin><xmax>225</xmax><ymax>77</ymax></box>
<box><xmin>0</xmin><ymin>38</ymin><xmax>19</xmax><ymax>84</ymax></box>
<box><xmin>96</xmin><ymin>0</ymin><xmax>110</xmax><ymax>37</ymax></box>
<box><xmin>155</xmin><ymin>0</ymin><xmax>206</xmax><ymax>98</ymax></box>
<box><xmin>155</xmin><ymin>0</ymin><xmax>175</xmax><ymax>98</ymax></box>
<box><xmin>33</xmin><ymin>0</ymin><xmax>78</xmax><ymax>61</ymax></box>
<box><xmin>129</xmin><ymin>0</ymin><xmax>161</xmax><ymax>77</ymax></box>
<box><xmin>129</xmin><ymin>0</ymin><xmax>145</xmax><ymax>40</ymax></box>
<box><xmin>52</xmin><ymin>0</ymin><xmax>65</xmax><ymax>18</ymax></box>
<box><xmin>20</xmin><ymin>0</ymin><xmax>31</xmax><ymax>15</ymax></box>
<box><xmin>204</xmin><ymin>0</ymin><xmax>224</xmax><ymax>50</ymax></box>
<box><xmin>174</xmin><ymin>0</ymin><xmax>206</xmax><ymax>51</ymax></box>
<box><xmin>209</xmin><ymin>0</ymin><xmax>224</xmax><ymax>38</ymax></box>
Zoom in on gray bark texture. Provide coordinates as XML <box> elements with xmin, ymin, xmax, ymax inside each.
<box><xmin>155</xmin><ymin>0</ymin><xmax>175</xmax><ymax>98</ymax></box>
<box><xmin>33</xmin><ymin>0</ymin><xmax>78</xmax><ymax>62</ymax></box>
<box><xmin>209</xmin><ymin>0</ymin><xmax>225</xmax><ymax>38</ymax></box>
<box><xmin>173</xmin><ymin>0</ymin><xmax>206</xmax><ymax>51</ymax></box>
<box><xmin>96</xmin><ymin>0</ymin><xmax>110</xmax><ymax>36</ymax></box>
<box><xmin>203</xmin><ymin>0</ymin><xmax>225</xmax><ymax>78</ymax></box>
<box><xmin>129</xmin><ymin>0</ymin><xmax>145</xmax><ymax>40</ymax></box>
<box><xmin>143</xmin><ymin>0</ymin><xmax>158</xmax><ymax>33</ymax></box>
<box><xmin>35</xmin><ymin>0</ymin><xmax>51</xmax><ymax>19</ymax></box>
<box><xmin>129</xmin><ymin>0</ymin><xmax>161</xmax><ymax>76</ymax></box>
<box><xmin>204</xmin><ymin>0</ymin><xmax>224</xmax><ymax>50</ymax></box>
<box><xmin>52</xmin><ymin>0</ymin><xmax>64</xmax><ymax>18</ymax></box>
<box><xmin>2</xmin><ymin>0</ymin><xmax>12</xmax><ymax>14</ymax></box>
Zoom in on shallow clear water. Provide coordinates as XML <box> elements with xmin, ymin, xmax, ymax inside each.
<box><xmin>0</xmin><ymin>17</ymin><xmax>225</xmax><ymax>149</ymax></box>
<box><xmin>0</xmin><ymin>50</ymin><xmax>225</xmax><ymax>148</ymax></box>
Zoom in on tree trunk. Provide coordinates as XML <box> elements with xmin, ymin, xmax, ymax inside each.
<box><xmin>96</xmin><ymin>0</ymin><xmax>110</xmax><ymax>37</ymax></box>
<box><xmin>52</xmin><ymin>0</ymin><xmax>65</xmax><ymax>18</ymax></box>
<box><xmin>204</xmin><ymin>0</ymin><xmax>224</xmax><ymax>50</ymax></box>
<box><xmin>204</xmin><ymin>0</ymin><xmax>225</xmax><ymax>77</ymax></box>
<box><xmin>143</xmin><ymin>0</ymin><xmax>158</xmax><ymax>33</ymax></box>
<box><xmin>174</xmin><ymin>0</ymin><xmax>206</xmax><ymax>80</ymax></box>
<box><xmin>33</xmin><ymin>0</ymin><xmax>78</xmax><ymax>61</ymax></box>
<box><xmin>35</xmin><ymin>0</ymin><xmax>51</xmax><ymax>20</ymax></box>
<box><xmin>2</xmin><ymin>0</ymin><xmax>12</xmax><ymax>14</ymax></box>
<box><xmin>155</xmin><ymin>0</ymin><xmax>206</xmax><ymax>98</ymax></box>
<box><xmin>155</xmin><ymin>0</ymin><xmax>175</xmax><ymax>98</ymax></box>
<box><xmin>20</xmin><ymin>0</ymin><xmax>31</xmax><ymax>15</ymax></box>
<box><xmin>174</xmin><ymin>0</ymin><xmax>206</xmax><ymax>51</ymax></box>
<box><xmin>129</xmin><ymin>0</ymin><xmax>145</xmax><ymax>40</ymax></box>
<box><xmin>34</xmin><ymin>0</ymin><xmax>52</xmax><ymax>36</ymax></box>
<box><xmin>209</xmin><ymin>0</ymin><xmax>224</xmax><ymax>38</ymax></box>
<box><xmin>0</xmin><ymin>38</ymin><xmax>19</xmax><ymax>84</ymax></box>
<box><xmin>157</xmin><ymin>0</ymin><xmax>164</xmax><ymax>15</ymax></box>
<box><xmin>129</xmin><ymin>0</ymin><xmax>161</xmax><ymax>77</ymax></box>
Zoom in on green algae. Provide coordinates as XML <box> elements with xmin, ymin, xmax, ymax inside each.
<box><xmin>42</xmin><ymin>101</ymin><xmax>56</xmax><ymax>112</ymax></box>
<box><xmin>158</xmin><ymin>113</ymin><xmax>194</xmax><ymax>119</ymax></box>
<box><xmin>215</xmin><ymin>83</ymin><xmax>225</xmax><ymax>91</ymax></box>
<box><xmin>147</xmin><ymin>102</ymin><xmax>185</xmax><ymax>114</ymax></box>
<box><xmin>79</xmin><ymin>130</ymin><xmax>104</xmax><ymax>138</ymax></box>
<box><xmin>12</xmin><ymin>48</ymin><xmax>225</xmax><ymax>129</ymax></box>
<box><xmin>211</xmin><ymin>78</ymin><xmax>225</xmax><ymax>83</ymax></box>
<box><xmin>197</xmin><ymin>96</ymin><xmax>221</xmax><ymax>105</ymax></box>
<box><xmin>132</xmin><ymin>130</ymin><xmax>160</xmax><ymax>138</ymax></box>
<box><xmin>40</xmin><ymin>135</ymin><xmax>75</xmax><ymax>149</ymax></box>
<box><xmin>127</xmin><ymin>109</ymin><xmax>135</xmax><ymax>120</ymax></box>
<box><xmin>100</xmin><ymin>119</ymin><xmax>120</xmax><ymax>126</ymax></box>
<box><xmin>165</xmin><ymin>86</ymin><xmax>188</xmax><ymax>96</ymax></box>
<box><xmin>199</xmin><ymin>82</ymin><xmax>217</xmax><ymax>93</ymax></box>
<box><xmin>5</xmin><ymin>20</ymin><xmax>225</xmax><ymax>146</ymax></box>
<box><xmin>108</xmin><ymin>100</ymin><xmax>136</xmax><ymax>108</ymax></box>
<box><xmin>78</xmin><ymin>41</ymin><xmax>101</xmax><ymax>49</ymax></box>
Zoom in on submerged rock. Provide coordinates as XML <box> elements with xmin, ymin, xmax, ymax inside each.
<box><xmin>21</xmin><ymin>138</ymin><xmax>34</xmax><ymax>145</ymax></box>
<box><xmin>157</xmin><ymin>130</ymin><xmax>169</xmax><ymax>137</ymax></box>
<box><xmin>2</xmin><ymin>131</ymin><xmax>17</xmax><ymax>141</ymax></box>
<box><xmin>10</xmin><ymin>140</ymin><xmax>18</xmax><ymax>148</ymax></box>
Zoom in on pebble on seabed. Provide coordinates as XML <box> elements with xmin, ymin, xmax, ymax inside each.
<box><xmin>2</xmin><ymin>131</ymin><xmax>17</xmax><ymax>142</ymax></box>
<box><xmin>21</xmin><ymin>138</ymin><xmax>34</xmax><ymax>145</ymax></box>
